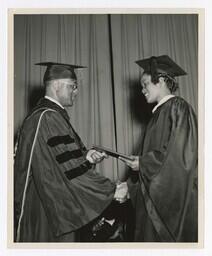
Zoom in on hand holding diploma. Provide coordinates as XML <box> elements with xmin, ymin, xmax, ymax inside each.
<box><xmin>119</xmin><ymin>156</ymin><xmax>140</xmax><ymax>171</ymax></box>
<box><xmin>92</xmin><ymin>145</ymin><xmax>134</xmax><ymax>161</ymax></box>
<box><xmin>92</xmin><ymin>145</ymin><xmax>140</xmax><ymax>171</ymax></box>
<box><xmin>86</xmin><ymin>149</ymin><xmax>108</xmax><ymax>164</ymax></box>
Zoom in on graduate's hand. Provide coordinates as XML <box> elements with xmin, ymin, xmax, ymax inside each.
<box><xmin>119</xmin><ymin>156</ymin><xmax>139</xmax><ymax>171</ymax></box>
<box><xmin>114</xmin><ymin>182</ymin><xmax>129</xmax><ymax>203</ymax></box>
<box><xmin>86</xmin><ymin>149</ymin><xmax>108</xmax><ymax>164</ymax></box>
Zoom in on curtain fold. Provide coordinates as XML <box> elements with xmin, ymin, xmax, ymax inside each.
<box><xmin>14</xmin><ymin>14</ymin><xmax>198</xmax><ymax>181</ymax></box>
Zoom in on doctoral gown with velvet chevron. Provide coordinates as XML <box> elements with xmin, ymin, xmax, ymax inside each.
<box><xmin>14</xmin><ymin>98</ymin><xmax>115</xmax><ymax>242</ymax></box>
<box><xmin>128</xmin><ymin>96</ymin><xmax>198</xmax><ymax>242</ymax></box>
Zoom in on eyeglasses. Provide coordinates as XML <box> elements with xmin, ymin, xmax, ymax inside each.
<box><xmin>67</xmin><ymin>83</ymin><xmax>78</xmax><ymax>91</ymax></box>
<box><xmin>61</xmin><ymin>80</ymin><xmax>78</xmax><ymax>90</ymax></box>
<box><xmin>72</xmin><ymin>84</ymin><xmax>78</xmax><ymax>91</ymax></box>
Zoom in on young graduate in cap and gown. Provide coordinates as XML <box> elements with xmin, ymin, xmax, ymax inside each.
<box><xmin>119</xmin><ymin>55</ymin><xmax>198</xmax><ymax>242</ymax></box>
<box><xmin>14</xmin><ymin>62</ymin><xmax>127</xmax><ymax>242</ymax></box>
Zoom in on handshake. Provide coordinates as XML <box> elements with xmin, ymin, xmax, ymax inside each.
<box><xmin>86</xmin><ymin>149</ymin><xmax>129</xmax><ymax>203</ymax></box>
<box><xmin>114</xmin><ymin>182</ymin><xmax>129</xmax><ymax>203</ymax></box>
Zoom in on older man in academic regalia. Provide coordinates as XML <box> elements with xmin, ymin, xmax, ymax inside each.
<box><xmin>14</xmin><ymin>62</ymin><xmax>127</xmax><ymax>242</ymax></box>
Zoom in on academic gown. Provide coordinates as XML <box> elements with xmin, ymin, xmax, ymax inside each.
<box><xmin>14</xmin><ymin>98</ymin><xmax>115</xmax><ymax>242</ymax></box>
<box><xmin>127</xmin><ymin>96</ymin><xmax>198</xmax><ymax>242</ymax></box>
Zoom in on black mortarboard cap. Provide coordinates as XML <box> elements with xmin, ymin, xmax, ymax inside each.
<box><xmin>35</xmin><ymin>62</ymin><xmax>86</xmax><ymax>83</ymax></box>
<box><xmin>135</xmin><ymin>55</ymin><xmax>187</xmax><ymax>82</ymax></box>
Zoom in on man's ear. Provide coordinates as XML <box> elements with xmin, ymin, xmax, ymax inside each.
<box><xmin>53</xmin><ymin>80</ymin><xmax>60</xmax><ymax>91</ymax></box>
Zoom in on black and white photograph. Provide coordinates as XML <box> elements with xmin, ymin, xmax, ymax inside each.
<box><xmin>0</xmin><ymin>3</ymin><xmax>207</xmax><ymax>254</ymax></box>
<box><xmin>10</xmin><ymin>11</ymin><xmax>202</xmax><ymax>247</ymax></box>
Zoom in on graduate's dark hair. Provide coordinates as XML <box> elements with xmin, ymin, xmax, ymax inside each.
<box><xmin>142</xmin><ymin>71</ymin><xmax>179</xmax><ymax>93</ymax></box>
<box><xmin>158</xmin><ymin>74</ymin><xmax>179</xmax><ymax>93</ymax></box>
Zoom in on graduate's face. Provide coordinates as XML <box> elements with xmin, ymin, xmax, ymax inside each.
<box><xmin>140</xmin><ymin>74</ymin><xmax>161</xmax><ymax>103</ymax></box>
<box><xmin>56</xmin><ymin>78</ymin><xmax>78</xmax><ymax>107</ymax></box>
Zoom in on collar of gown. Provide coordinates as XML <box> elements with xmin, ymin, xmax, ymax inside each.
<box><xmin>44</xmin><ymin>95</ymin><xmax>65</xmax><ymax>109</ymax></box>
<box><xmin>152</xmin><ymin>95</ymin><xmax>175</xmax><ymax>113</ymax></box>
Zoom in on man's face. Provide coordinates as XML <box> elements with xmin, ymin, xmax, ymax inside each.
<box><xmin>56</xmin><ymin>78</ymin><xmax>78</xmax><ymax>107</ymax></box>
<box><xmin>140</xmin><ymin>73</ymin><xmax>160</xmax><ymax>104</ymax></box>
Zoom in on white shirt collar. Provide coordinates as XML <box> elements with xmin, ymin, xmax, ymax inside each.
<box><xmin>152</xmin><ymin>95</ymin><xmax>175</xmax><ymax>113</ymax></box>
<box><xmin>44</xmin><ymin>96</ymin><xmax>65</xmax><ymax>109</ymax></box>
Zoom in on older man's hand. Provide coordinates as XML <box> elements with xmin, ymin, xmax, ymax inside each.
<box><xmin>86</xmin><ymin>149</ymin><xmax>108</xmax><ymax>164</ymax></box>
